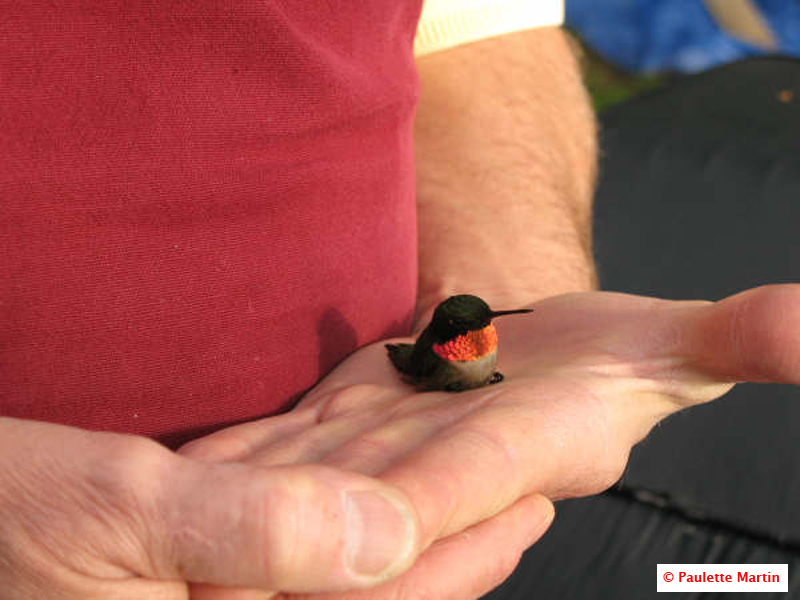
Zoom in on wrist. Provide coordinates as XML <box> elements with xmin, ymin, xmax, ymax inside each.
<box><xmin>413</xmin><ymin>269</ymin><xmax>597</xmax><ymax>332</ymax></box>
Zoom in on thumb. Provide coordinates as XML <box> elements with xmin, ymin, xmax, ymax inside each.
<box><xmin>156</xmin><ymin>458</ymin><xmax>420</xmax><ymax>593</ymax></box>
<box><xmin>684</xmin><ymin>284</ymin><xmax>800</xmax><ymax>384</ymax></box>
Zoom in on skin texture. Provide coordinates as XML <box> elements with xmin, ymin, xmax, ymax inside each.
<box><xmin>414</xmin><ymin>27</ymin><xmax>598</xmax><ymax>323</ymax></box>
<box><xmin>4</xmin><ymin>25</ymin><xmax>800</xmax><ymax>600</ymax></box>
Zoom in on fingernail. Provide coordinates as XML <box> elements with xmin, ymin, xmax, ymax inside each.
<box><xmin>344</xmin><ymin>490</ymin><xmax>416</xmax><ymax>580</ymax></box>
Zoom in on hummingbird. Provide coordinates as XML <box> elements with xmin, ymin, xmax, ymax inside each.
<box><xmin>386</xmin><ymin>294</ymin><xmax>532</xmax><ymax>392</ymax></box>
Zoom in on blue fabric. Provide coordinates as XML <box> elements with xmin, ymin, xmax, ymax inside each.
<box><xmin>566</xmin><ymin>0</ymin><xmax>800</xmax><ymax>73</ymax></box>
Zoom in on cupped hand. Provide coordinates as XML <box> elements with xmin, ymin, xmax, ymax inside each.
<box><xmin>0</xmin><ymin>417</ymin><xmax>424</xmax><ymax>599</ymax></box>
<box><xmin>181</xmin><ymin>284</ymin><xmax>800</xmax><ymax>599</ymax></box>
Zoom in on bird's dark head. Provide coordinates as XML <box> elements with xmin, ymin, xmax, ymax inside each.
<box><xmin>430</xmin><ymin>294</ymin><xmax>532</xmax><ymax>342</ymax></box>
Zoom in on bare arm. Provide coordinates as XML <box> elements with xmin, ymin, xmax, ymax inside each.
<box><xmin>414</xmin><ymin>27</ymin><xmax>598</xmax><ymax>322</ymax></box>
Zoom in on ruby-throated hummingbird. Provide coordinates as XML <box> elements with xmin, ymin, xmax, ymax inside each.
<box><xmin>386</xmin><ymin>294</ymin><xmax>532</xmax><ymax>392</ymax></box>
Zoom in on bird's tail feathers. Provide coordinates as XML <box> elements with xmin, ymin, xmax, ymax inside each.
<box><xmin>385</xmin><ymin>343</ymin><xmax>415</xmax><ymax>374</ymax></box>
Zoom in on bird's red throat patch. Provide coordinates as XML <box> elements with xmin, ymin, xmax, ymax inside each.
<box><xmin>432</xmin><ymin>324</ymin><xmax>498</xmax><ymax>362</ymax></box>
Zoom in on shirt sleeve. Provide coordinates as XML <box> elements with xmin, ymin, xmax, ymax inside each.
<box><xmin>414</xmin><ymin>0</ymin><xmax>564</xmax><ymax>56</ymax></box>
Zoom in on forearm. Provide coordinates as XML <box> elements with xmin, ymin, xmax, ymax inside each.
<box><xmin>414</xmin><ymin>27</ymin><xmax>598</xmax><ymax>322</ymax></box>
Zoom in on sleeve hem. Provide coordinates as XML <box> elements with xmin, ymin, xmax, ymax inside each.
<box><xmin>414</xmin><ymin>0</ymin><xmax>565</xmax><ymax>57</ymax></box>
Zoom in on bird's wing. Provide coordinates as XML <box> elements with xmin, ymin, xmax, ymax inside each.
<box><xmin>407</xmin><ymin>326</ymin><xmax>440</xmax><ymax>379</ymax></box>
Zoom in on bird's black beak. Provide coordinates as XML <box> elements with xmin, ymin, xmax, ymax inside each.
<box><xmin>489</xmin><ymin>308</ymin><xmax>533</xmax><ymax>318</ymax></box>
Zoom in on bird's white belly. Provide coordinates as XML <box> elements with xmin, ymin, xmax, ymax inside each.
<box><xmin>444</xmin><ymin>349</ymin><xmax>497</xmax><ymax>388</ymax></box>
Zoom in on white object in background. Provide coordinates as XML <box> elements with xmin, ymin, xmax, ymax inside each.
<box><xmin>415</xmin><ymin>0</ymin><xmax>564</xmax><ymax>56</ymax></box>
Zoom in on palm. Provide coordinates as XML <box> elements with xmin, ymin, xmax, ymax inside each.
<box><xmin>182</xmin><ymin>286</ymin><xmax>800</xmax><ymax>599</ymax></box>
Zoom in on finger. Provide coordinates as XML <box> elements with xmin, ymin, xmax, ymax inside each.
<box><xmin>320</xmin><ymin>413</ymin><xmax>448</xmax><ymax>476</ymax></box>
<box><xmin>181</xmin><ymin>383</ymin><xmax>411</xmax><ymax>467</ymax></box>
<box><xmin>319</xmin><ymin>390</ymin><xmax>511</xmax><ymax>476</ymax></box>
<box><xmin>238</xmin><ymin>384</ymin><xmax>485</xmax><ymax>470</ymax></box>
<box><xmin>502</xmin><ymin>286</ymin><xmax>800</xmax><ymax>386</ymax></box>
<box><xmin>366</xmin><ymin>494</ymin><xmax>554</xmax><ymax>600</ymax></box>
<box><xmin>494</xmin><ymin>292</ymin><xmax>733</xmax><ymax>408</ymax></box>
<box><xmin>178</xmin><ymin>408</ymin><xmax>319</xmax><ymax>463</ymax></box>
<box><xmin>242</xmin><ymin>403</ymin><xmax>400</xmax><ymax>467</ymax></box>
<box><xmin>285</xmin><ymin>494</ymin><xmax>554</xmax><ymax>600</ymax></box>
<box><xmin>496</xmin><ymin>291</ymin><xmax>709</xmax><ymax>376</ymax></box>
<box><xmin>248</xmin><ymin>384</ymin><xmax>507</xmax><ymax>473</ymax></box>
<box><xmin>684</xmin><ymin>284</ymin><xmax>800</xmax><ymax>384</ymax></box>
<box><xmin>155</xmin><ymin>458</ymin><xmax>421</xmax><ymax>593</ymax></box>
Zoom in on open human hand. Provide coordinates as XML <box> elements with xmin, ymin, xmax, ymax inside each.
<box><xmin>181</xmin><ymin>284</ymin><xmax>800</xmax><ymax>599</ymax></box>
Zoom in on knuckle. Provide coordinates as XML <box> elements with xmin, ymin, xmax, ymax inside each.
<box><xmin>247</xmin><ymin>468</ymin><xmax>326</xmax><ymax>584</ymax></box>
<box><xmin>178</xmin><ymin>434</ymin><xmax>248</xmax><ymax>463</ymax></box>
<box><xmin>85</xmin><ymin>435</ymin><xmax>167</xmax><ymax>511</ymax></box>
<box><xmin>79</xmin><ymin>435</ymin><xmax>173</xmax><ymax>563</ymax></box>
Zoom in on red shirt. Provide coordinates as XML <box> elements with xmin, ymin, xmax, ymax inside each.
<box><xmin>1</xmin><ymin>2</ymin><xmax>422</xmax><ymax>448</ymax></box>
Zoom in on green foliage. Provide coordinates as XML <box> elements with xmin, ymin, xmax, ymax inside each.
<box><xmin>578</xmin><ymin>40</ymin><xmax>667</xmax><ymax>111</ymax></box>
